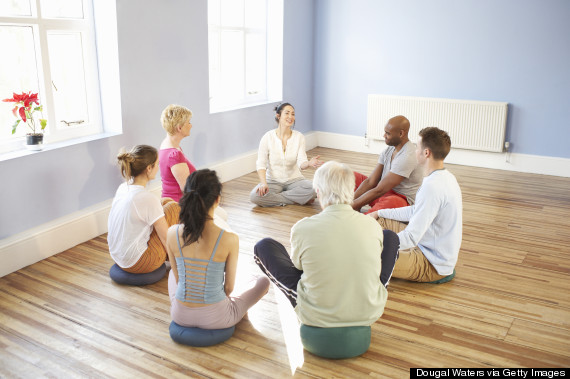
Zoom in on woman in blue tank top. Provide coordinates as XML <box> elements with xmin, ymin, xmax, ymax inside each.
<box><xmin>166</xmin><ymin>169</ymin><xmax>270</xmax><ymax>329</ymax></box>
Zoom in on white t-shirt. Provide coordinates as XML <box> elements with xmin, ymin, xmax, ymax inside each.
<box><xmin>256</xmin><ymin>129</ymin><xmax>308</xmax><ymax>183</ymax></box>
<box><xmin>107</xmin><ymin>183</ymin><xmax>164</xmax><ymax>268</ymax></box>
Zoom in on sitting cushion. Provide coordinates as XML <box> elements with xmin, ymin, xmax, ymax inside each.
<box><xmin>109</xmin><ymin>263</ymin><xmax>166</xmax><ymax>286</ymax></box>
<box><xmin>169</xmin><ymin>321</ymin><xmax>235</xmax><ymax>347</ymax></box>
<box><xmin>300</xmin><ymin>324</ymin><xmax>371</xmax><ymax>359</ymax></box>
<box><xmin>428</xmin><ymin>269</ymin><xmax>456</xmax><ymax>284</ymax></box>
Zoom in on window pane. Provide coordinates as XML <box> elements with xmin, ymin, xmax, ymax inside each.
<box><xmin>0</xmin><ymin>26</ymin><xmax>40</xmax><ymax>138</ymax></box>
<box><xmin>0</xmin><ymin>0</ymin><xmax>32</xmax><ymax>17</ymax></box>
<box><xmin>47</xmin><ymin>32</ymin><xmax>89</xmax><ymax>129</ymax></box>
<box><xmin>221</xmin><ymin>0</ymin><xmax>243</xmax><ymax>27</ymax></box>
<box><xmin>40</xmin><ymin>0</ymin><xmax>83</xmax><ymax>19</ymax></box>
<box><xmin>245</xmin><ymin>33</ymin><xmax>265</xmax><ymax>96</ymax></box>
<box><xmin>245</xmin><ymin>0</ymin><xmax>266</xmax><ymax>29</ymax></box>
<box><xmin>208</xmin><ymin>30</ymin><xmax>220</xmax><ymax>100</ymax></box>
<box><xmin>220</xmin><ymin>30</ymin><xmax>244</xmax><ymax>101</ymax></box>
<box><xmin>208</xmin><ymin>0</ymin><xmax>220</xmax><ymax>26</ymax></box>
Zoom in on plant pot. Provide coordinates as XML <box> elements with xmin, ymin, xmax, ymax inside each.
<box><xmin>26</xmin><ymin>133</ymin><xmax>44</xmax><ymax>151</ymax></box>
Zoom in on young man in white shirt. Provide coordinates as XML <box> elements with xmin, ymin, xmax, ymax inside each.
<box><xmin>371</xmin><ymin>127</ymin><xmax>463</xmax><ymax>283</ymax></box>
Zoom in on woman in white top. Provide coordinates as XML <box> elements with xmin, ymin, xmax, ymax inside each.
<box><xmin>108</xmin><ymin>145</ymin><xmax>179</xmax><ymax>273</ymax></box>
<box><xmin>250</xmin><ymin>103</ymin><xmax>323</xmax><ymax>207</ymax></box>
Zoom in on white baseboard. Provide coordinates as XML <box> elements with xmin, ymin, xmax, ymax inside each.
<box><xmin>304</xmin><ymin>131</ymin><xmax>319</xmax><ymax>150</ymax></box>
<box><xmin>0</xmin><ymin>199</ymin><xmax>111</xmax><ymax>277</ymax></box>
<box><xmin>0</xmin><ymin>183</ymin><xmax>161</xmax><ymax>278</ymax></box>
<box><xmin>316</xmin><ymin>131</ymin><xmax>570</xmax><ymax>178</ymax></box>
<box><xmin>3</xmin><ymin>130</ymin><xmax>563</xmax><ymax>277</ymax></box>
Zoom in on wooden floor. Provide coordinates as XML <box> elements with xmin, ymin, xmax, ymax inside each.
<box><xmin>1</xmin><ymin>147</ymin><xmax>569</xmax><ymax>378</ymax></box>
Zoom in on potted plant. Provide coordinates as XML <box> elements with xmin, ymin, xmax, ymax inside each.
<box><xmin>3</xmin><ymin>91</ymin><xmax>47</xmax><ymax>151</ymax></box>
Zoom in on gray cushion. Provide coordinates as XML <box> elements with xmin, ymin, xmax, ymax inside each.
<box><xmin>109</xmin><ymin>263</ymin><xmax>166</xmax><ymax>286</ymax></box>
<box><xmin>169</xmin><ymin>321</ymin><xmax>235</xmax><ymax>347</ymax></box>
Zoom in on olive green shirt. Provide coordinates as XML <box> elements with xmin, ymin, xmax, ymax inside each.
<box><xmin>291</xmin><ymin>204</ymin><xmax>388</xmax><ymax>327</ymax></box>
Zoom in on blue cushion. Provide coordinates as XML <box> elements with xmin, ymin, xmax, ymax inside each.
<box><xmin>169</xmin><ymin>321</ymin><xmax>235</xmax><ymax>347</ymax></box>
<box><xmin>300</xmin><ymin>324</ymin><xmax>371</xmax><ymax>359</ymax></box>
<box><xmin>109</xmin><ymin>263</ymin><xmax>166</xmax><ymax>285</ymax></box>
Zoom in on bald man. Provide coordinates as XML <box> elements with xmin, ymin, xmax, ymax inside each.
<box><xmin>353</xmin><ymin>115</ymin><xmax>424</xmax><ymax>214</ymax></box>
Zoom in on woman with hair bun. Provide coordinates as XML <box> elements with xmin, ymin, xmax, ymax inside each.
<box><xmin>250</xmin><ymin>102</ymin><xmax>323</xmax><ymax>207</ymax></box>
<box><xmin>108</xmin><ymin>145</ymin><xmax>179</xmax><ymax>273</ymax></box>
<box><xmin>166</xmin><ymin>169</ymin><xmax>269</xmax><ymax>328</ymax></box>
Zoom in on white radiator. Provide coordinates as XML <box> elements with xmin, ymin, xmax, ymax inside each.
<box><xmin>366</xmin><ymin>95</ymin><xmax>508</xmax><ymax>152</ymax></box>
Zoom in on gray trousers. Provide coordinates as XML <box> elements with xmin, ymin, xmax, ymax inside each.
<box><xmin>249</xmin><ymin>178</ymin><xmax>316</xmax><ymax>207</ymax></box>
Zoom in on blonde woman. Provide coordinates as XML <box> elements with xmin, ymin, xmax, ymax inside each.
<box><xmin>108</xmin><ymin>145</ymin><xmax>179</xmax><ymax>273</ymax></box>
<box><xmin>250</xmin><ymin>102</ymin><xmax>323</xmax><ymax>207</ymax></box>
<box><xmin>159</xmin><ymin>104</ymin><xmax>228</xmax><ymax>223</ymax></box>
<box><xmin>159</xmin><ymin>104</ymin><xmax>196</xmax><ymax>202</ymax></box>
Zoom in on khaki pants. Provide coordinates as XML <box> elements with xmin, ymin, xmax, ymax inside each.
<box><xmin>377</xmin><ymin>218</ymin><xmax>448</xmax><ymax>283</ymax></box>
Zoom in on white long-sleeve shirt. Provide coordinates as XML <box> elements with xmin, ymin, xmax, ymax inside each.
<box><xmin>256</xmin><ymin>129</ymin><xmax>308</xmax><ymax>183</ymax></box>
<box><xmin>377</xmin><ymin>169</ymin><xmax>463</xmax><ymax>275</ymax></box>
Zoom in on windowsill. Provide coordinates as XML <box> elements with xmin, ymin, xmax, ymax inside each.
<box><xmin>0</xmin><ymin>131</ymin><xmax>121</xmax><ymax>162</ymax></box>
<box><xmin>209</xmin><ymin>98</ymin><xmax>282</xmax><ymax>114</ymax></box>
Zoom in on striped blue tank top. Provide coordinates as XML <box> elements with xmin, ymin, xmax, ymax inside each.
<box><xmin>174</xmin><ymin>225</ymin><xmax>226</xmax><ymax>304</ymax></box>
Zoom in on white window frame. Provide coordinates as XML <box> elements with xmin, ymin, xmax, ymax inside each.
<box><xmin>207</xmin><ymin>0</ymin><xmax>283</xmax><ymax>114</ymax></box>
<box><xmin>0</xmin><ymin>0</ymin><xmax>102</xmax><ymax>154</ymax></box>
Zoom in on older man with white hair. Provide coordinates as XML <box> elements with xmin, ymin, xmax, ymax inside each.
<box><xmin>254</xmin><ymin>161</ymin><xmax>397</xmax><ymax>328</ymax></box>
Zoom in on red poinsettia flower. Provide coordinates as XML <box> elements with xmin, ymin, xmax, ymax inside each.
<box><xmin>3</xmin><ymin>91</ymin><xmax>47</xmax><ymax>134</ymax></box>
<box><xmin>3</xmin><ymin>91</ymin><xmax>39</xmax><ymax>107</ymax></box>
<box><xmin>25</xmin><ymin>93</ymin><xmax>38</xmax><ymax>107</ymax></box>
<box><xmin>19</xmin><ymin>106</ymin><xmax>27</xmax><ymax>122</ymax></box>
<box><xmin>3</xmin><ymin>92</ymin><xmax>23</xmax><ymax>103</ymax></box>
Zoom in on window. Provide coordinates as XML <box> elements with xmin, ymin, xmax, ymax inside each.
<box><xmin>207</xmin><ymin>0</ymin><xmax>283</xmax><ymax>113</ymax></box>
<box><xmin>0</xmin><ymin>0</ymin><xmax>102</xmax><ymax>153</ymax></box>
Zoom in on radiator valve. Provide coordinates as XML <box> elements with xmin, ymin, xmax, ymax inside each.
<box><xmin>504</xmin><ymin>141</ymin><xmax>510</xmax><ymax>151</ymax></box>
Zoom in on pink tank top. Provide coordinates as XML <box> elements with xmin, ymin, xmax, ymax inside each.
<box><xmin>159</xmin><ymin>148</ymin><xmax>196</xmax><ymax>202</ymax></box>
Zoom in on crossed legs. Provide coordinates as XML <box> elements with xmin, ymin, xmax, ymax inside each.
<box><xmin>250</xmin><ymin>178</ymin><xmax>316</xmax><ymax>207</ymax></box>
<box><xmin>377</xmin><ymin>217</ymin><xmax>448</xmax><ymax>282</ymax></box>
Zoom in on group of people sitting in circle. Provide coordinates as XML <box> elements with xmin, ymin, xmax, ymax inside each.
<box><xmin>107</xmin><ymin>102</ymin><xmax>463</xmax><ymax>354</ymax></box>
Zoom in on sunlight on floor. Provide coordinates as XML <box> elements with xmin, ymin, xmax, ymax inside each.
<box><xmin>274</xmin><ymin>286</ymin><xmax>305</xmax><ymax>375</ymax></box>
<box><xmin>234</xmin><ymin>263</ymin><xmax>305</xmax><ymax>374</ymax></box>
<box><xmin>243</xmin><ymin>284</ymin><xmax>305</xmax><ymax>374</ymax></box>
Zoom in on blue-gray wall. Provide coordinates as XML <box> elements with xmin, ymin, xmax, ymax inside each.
<box><xmin>0</xmin><ymin>0</ymin><xmax>315</xmax><ymax>239</ymax></box>
<box><xmin>312</xmin><ymin>0</ymin><xmax>570</xmax><ymax>158</ymax></box>
<box><xmin>2</xmin><ymin>0</ymin><xmax>569</xmax><ymax>240</ymax></box>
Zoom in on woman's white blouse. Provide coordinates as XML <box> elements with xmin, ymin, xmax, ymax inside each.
<box><xmin>256</xmin><ymin>129</ymin><xmax>308</xmax><ymax>183</ymax></box>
